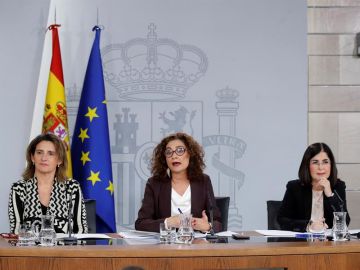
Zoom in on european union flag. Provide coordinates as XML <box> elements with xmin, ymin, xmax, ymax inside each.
<box><xmin>71</xmin><ymin>26</ymin><xmax>116</xmax><ymax>233</ymax></box>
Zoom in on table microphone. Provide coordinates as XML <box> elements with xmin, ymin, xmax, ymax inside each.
<box><xmin>333</xmin><ymin>190</ymin><xmax>344</xmax><ymax>212</ymax></box>
<box><xmin>206</xmin><ymin>193</ymin><xmax>218</xmax><ymax>240</ymax></box>
<box><xmin>63</xmin><ymin>189</ymin><xmax>78</xmax><ymax>245</ymax></box>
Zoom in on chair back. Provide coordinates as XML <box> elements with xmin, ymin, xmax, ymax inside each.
<box><xmin>266</xmin><ymin>200</ymin><xmax>282</xmax><ymax>230</ymax></box>
<box><xmin>84</xmin><ymin>199</ymin><xmax>96</xmax><ymax>233</ymax></box>
<box><xmin>215</xmin><ymin>196</ymin><xmax>230</xmax><ymax>231</ymax></box>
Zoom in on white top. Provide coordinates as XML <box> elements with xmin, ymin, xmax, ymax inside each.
<box><xmin>311</xmin><ymin>190</ymin><xmax>324</xmax><ymax>222</ymax></box>
<box><xmin>171</xmin><ymin>185</ymin><xmax>191</xmax><ymax>216</ymax></box>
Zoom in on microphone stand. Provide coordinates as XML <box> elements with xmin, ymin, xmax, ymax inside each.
<box><xmin>63</xmin><ymin>191</ymin><xmax>78</xmax><ymax>245</ymax></box>
<box><xmin>333</xmin><ymin>190</ymin><xmax>344</xmax><ymax>212</ymax></box>
<box><xmin>206</xmin><ymin>196</ymin><xmax>218</xmax><ymax>240</ymax></box>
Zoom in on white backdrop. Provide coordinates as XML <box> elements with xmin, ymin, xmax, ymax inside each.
<box><xmin>0</xmin><ymin>0</ymin><xmax>307</xmax><ymax>232</ymax></box>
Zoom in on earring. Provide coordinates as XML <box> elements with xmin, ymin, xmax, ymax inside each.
<box><xmin>166</xmin><ymin>168</ymin><xmax>171</xmax><ymax>178</ymax></box>
<box><xmin>57</xmin><ymin>164</ymin><xmax>60</xmax><ymax>168</ymax></box>
<box><xmin>32</xmin><ymin>162</ymin><xmax>35</xmax><ymax>166</ymax></box>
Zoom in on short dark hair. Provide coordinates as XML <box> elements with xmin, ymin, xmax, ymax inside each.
<box><xmin>151</xmin><ymin>132</ymin><xmax>205</xmax><ymax>181</ymax></box>
<box><xmin>298</xmin><ymin>142</ymin><xmax>337</xmax><ymax>187</ymax></box>
<box><xmin>22</xmin><ymin>133</ymin><xmax>68</xmax><ymax>181</ymax></box>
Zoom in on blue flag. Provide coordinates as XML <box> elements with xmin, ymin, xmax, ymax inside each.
<box><xmin>71</xmin><ymin>26</ymin><xmax>116</xmax><ymax>233</ymax></box>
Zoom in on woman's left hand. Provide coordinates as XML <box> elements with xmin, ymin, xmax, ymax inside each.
<box><xmin>191</xmin><ymin>210</ymin><xmax>211</xmax><ymax>232</ymax></box>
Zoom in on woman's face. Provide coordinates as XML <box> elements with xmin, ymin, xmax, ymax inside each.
<box><xmin>165</xmin><ymin>139</ymin><xmax>190</xmax><ymax>176</ymax></box>
<box><xmin>31</xmin><ymin>140</ymin><xmax>60</xmax><ymax>177</ymax></box>
<box><xmin>309</xmin><ymin>151</ymin><xmax>331</xmax><ymax>182</ymax></box>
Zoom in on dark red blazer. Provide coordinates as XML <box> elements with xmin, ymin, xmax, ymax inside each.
<box><xmin>135</xmin><ymin>174</ymin><xmax>222</xmax><ymax>233</ymax></box>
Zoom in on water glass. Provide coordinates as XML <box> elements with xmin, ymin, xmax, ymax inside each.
<box><xmin>177</xmin><ymin>213</ymin><xmax>194</xmax><ymax>244</ymax></box>
<box><xmin>39</xmin><ymin>214</ymin><xmax>56</xmax><ymax>246</ymax></box>
<box><xmin>159</xmin><ymin>223</ymin><xmax>176</xmax><ymax>243</ymax></box>
<box><xmin>332</xmin><ymin>211</ymin><xmax>348</xmax><ymax>241</ymax></box>
<box><xmin>306</xmin><ymin>219</ymin><xmax>326</xmax><ymax>241</ymax></box>
<box><xmin>17</xmin><ymin>223</ymin><xmax>37</xmax><ymax>246</ymax></box>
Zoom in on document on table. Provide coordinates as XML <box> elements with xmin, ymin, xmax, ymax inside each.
<box><xmin>216</xmin><ymin>231</ymin><xmax>238</xmax><ymax>237</ymax></box>
<box><xmin>56</xmin><ymin>233</ymin><xmax>111</xmax><ymax>239</ymax></box>
<box><xmin>118</xmin><ymin>230</ymin><xmax>159</xmax><ymax>239</ymax></box>
<box><xmin>123</xmin><ymin>237</ymin><xmax>159</xmax><ymax>245</ymax></box>
<box><xmin>255</xmin><ymin>230</ymin><xmax>297</xmax><ymax>237</ymax></box>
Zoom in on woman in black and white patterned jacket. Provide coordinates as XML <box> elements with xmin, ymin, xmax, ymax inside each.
<box><xmin>8</xmin><ymin>133</ymin><xmax>88</xmax><ymax>234</ymax></box>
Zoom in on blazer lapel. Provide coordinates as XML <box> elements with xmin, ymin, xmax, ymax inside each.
<box><xmin>190</xmin><ymin>180</ymin><xmax>203</xmax><ymax>216</ymax></box>
<box><xmin>161</xmin><ymin>178</ymin><xmax>172</xmax><ymax>217</ymax></box>
<box><xmin>304</xmin><ymin>186</ymin><xmax>312</xmax><ymax>219</ymax></box>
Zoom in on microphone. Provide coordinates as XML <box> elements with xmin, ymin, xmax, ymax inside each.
<box><xmin>206</xmin><ymin>193</ymin><xmax>218</xmax><ymax>240</ymax></box>
<box><xmin>333</xmin><ymin>190</ymin><xmax>344</xmax><ymax>212</ymax></box>
<box><xmin>63</xmin><ymin>186</ymin><xmax>78</xmax><ymax>245</ymax></box>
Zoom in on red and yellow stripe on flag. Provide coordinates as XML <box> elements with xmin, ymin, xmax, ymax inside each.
<box><xmin>42</xmin><ymin>24</ymin><xmax>72</xmax><ymax>177</ymax></box>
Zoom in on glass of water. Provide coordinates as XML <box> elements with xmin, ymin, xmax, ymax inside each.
<box><xmin>159</xmin><ymin>223</ymin><xmax>176</xmax><ymax>244</ymax></box>
<box><xmin>177</xmin><ymin>213</ymin><xmax>194</xmax><ymax>244</ymax></box>
<box><xmin>332</xmin><ymin>212</ymin><xmax>348</xmax><ymax>241</ymax></box>
<box><xmin>39</xmin><ymin>214</ymin><xmax>56</xmax><ymax>246</ymax></box>
<box><xmin>17</xmin><ymin>223</ymin><xmax>37</xmax><ymax>246</ymax></box>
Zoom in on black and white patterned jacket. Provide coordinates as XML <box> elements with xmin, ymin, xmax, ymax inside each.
<box><xmin>8</xmin><ymin>177</ymin><xmax>88</xmax><ymax>234</ymax></box>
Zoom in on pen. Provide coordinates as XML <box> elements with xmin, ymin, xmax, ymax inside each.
<box><xmin>295</xmin><ymin>233</ymin><xmax>325</xmax><ymax>239</ymax></box>
<box><xmin>295</xmin><ymin>233</ymin><xmax>312</xmax><ymax>238</ymax></box>
<box><xmin>178</xmin><ymin>208</ymin><xmax>183</xmax><ymax>214</ymax></box>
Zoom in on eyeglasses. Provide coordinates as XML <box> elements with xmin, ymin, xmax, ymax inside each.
<box><xmin>310</xmin><ymin>160</ymin><xmax>331</xmax><ymax>167</ymax></box>
<box><xmin>164</xmin><ymin>146</ymin><xmax>186</xmax><ymax>158</ymax></box>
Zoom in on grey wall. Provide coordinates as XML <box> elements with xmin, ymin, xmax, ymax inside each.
<box><xmin>0</xmin><ymin>0</ymin><xmax>50</xmax><ymax>232</ymax></box>
<box><xmin>0</xmin><ymin>0</ymin><xmax>307</xmax><ymax>232</ymax></box>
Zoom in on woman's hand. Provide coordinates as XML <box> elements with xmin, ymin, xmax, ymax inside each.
<box><xmin>314</xmin><ymin>177</ymin><xmax>332</xmax><ymax>197</ymax></box>
<box><xmin>165</xmin><ymin>215</ymin><xmax>181</xmax><ymax>228</ymax></box>
<box><xmin>191</xmin><ymin>210</ymin><xmax>211</xmax><ymax>232</ymax></box>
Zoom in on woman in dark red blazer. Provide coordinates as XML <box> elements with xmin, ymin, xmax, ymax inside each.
<box><xmin>135</xmin><ymin>132</ymin><xmax>221</xmax><ymax>233</ymax></box>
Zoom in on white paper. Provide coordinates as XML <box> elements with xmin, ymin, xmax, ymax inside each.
<box><xmin>56</xmin><ymin>233</ymin><xmax>111</xmax><ymax>239</ymax></box>
<box><xmin>216</xmin><ymin>231</ymin><xmax>237</xmax><ymax>237</ymax></box>
<box><xmin>123</xmin><ymin>237</ymin><xmax>159</xmax><ymax>245</ymax></box>
<box><xmin>118</xmin><ymin>230</ymin><xmax>159</xmax><ymax>239</ymax></box>
<box><xmin>255</xmin><ymin>230</ymin><xmax>297</xmax><ymax>237</ymax></box>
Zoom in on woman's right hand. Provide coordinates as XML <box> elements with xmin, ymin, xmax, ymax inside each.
<box><xmin>165</xmin><ymin>215</ymin><xmax>181</xmax><ymax>228</ymax></box>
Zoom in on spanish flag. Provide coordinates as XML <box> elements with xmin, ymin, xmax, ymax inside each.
<box><xmin>42</xmin><ymin>24</ymin><xmax>72</xmax><ymax>177</ymax></box>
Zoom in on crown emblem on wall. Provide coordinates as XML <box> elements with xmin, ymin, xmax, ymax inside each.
<box><xmin>102</xmin><ymin>23</ymin><xmax>208</xmax><ymax>101</ymax></box>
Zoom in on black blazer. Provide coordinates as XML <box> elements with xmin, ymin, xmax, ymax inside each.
<box><xmin>135</xmin><ymin>174</ymin><xmax>222</xmax><ymax>232</ymax></box>
<box><xmin>277</xmin><ymin>179</ymin><xmax>350</xmax><ymax>232</ymax></box>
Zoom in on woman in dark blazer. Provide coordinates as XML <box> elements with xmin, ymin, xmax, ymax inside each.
<box><xmin>278</xmin><ymin>142</ymin><xmax>350</xmax><ymax>232</ymax></box>
<box><xmin>135</xmin><ymin>132</ymin><xmax>221</xmax><ymax>233</ymax></box>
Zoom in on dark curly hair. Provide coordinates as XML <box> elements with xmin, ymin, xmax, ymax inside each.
<box><xmin>151</xmin><ymin>132</ymin><xmax>205</xmax><ymax>181</ymax></box>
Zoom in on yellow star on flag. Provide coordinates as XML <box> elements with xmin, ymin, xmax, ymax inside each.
<box><xmin>80</xmin><ymin>151</ymin><xmax>91</xmax><ymax>166</ymax></box>
<box><xmin>78</xmin><ymin>128</ymin><xmax>90</xmax><ymax>143</ymax></box>
<box><xmin>102</xmin><ymin>99</ymin><xmax>107</xmax><ymax>104</ymax></box>
<box><xmin>87</xmin><ymin>170</ymin><xmax>101</xmax><ymax>186</ymax></box>
<box><xmin>106</xmin><ymin>180</ymin><xmax>114</xmax><ymax>196</ymax></box>
<box><xmin>85</xmin><ymin>107</ymin><xmax>99</xmax><ymax>122</ymax></box>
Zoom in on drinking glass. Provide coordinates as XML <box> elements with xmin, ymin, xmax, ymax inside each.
<box><xmin>177</xmin><ymin>213</ymin><xmax>194</xmax><ymax>244</ymax></box>
<box><xmin>159</xmin><ymin>223</ymin><xmax>176</xmax><ymax>244</ymax></box>
<box><xmin>17</xmin><ymin>223</ymin><xmax>37</xmax><ymax>246</ymax></box>
<box><xmin>332</xmin><ymin>212</ymin><xmax>348</xmax><ymax>241</ymax></box>
<box><xmin>39</xmin><ymin>214</ymin><xmax>56</xmax><ymax>246</ymax></box>
<box><xmin>306</xmin><ymin>219</ymin><xmax>326</xmax><ymax>241</ymax></box>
